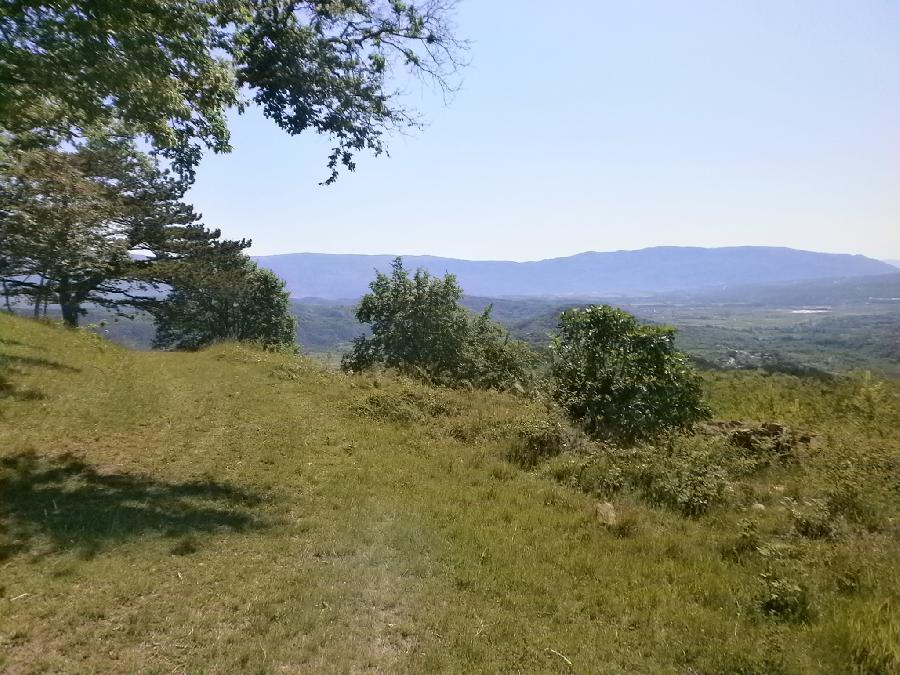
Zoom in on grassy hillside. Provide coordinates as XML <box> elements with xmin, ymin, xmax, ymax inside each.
<box><xmin>1</xmin><ymin>314</ymin><xmax>899</xmax><ymax>672</ymax></box>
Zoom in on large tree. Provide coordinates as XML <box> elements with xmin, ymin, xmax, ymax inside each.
<box><xmin>0</xmin><ymin>0</ymin><xmax>463</xmax><ymax>181</ymax></box>
<box><xmin>0</xmin><ymin>133</ymin><xmax>204</xmax><ymax>325</ymax></box>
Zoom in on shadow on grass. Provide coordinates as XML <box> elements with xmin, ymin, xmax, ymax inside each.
<box><xmin>0</xmin><ymin>374</ymin><xmax>46</xmax><ymax>401</ymax></box>
<box><xmin>0</xmin><ymin>352</ymin><xmax>80</xmax><ymax>373</ymax></box>
<box><xmin>0</xmin><ymin>351</ymin><xmax>81</xmax><ymax>401</ymax></box>
<box><xmin>0</xmin><ymin>452</ymin><xmax>266</xmax><ymax>560</ymax></box>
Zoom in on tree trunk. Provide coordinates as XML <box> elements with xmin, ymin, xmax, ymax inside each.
<box><xmin>33</xmin><ymin>277</ymin><xmax>45</xmax><ymax>317</ymax></box>
<box><xmin>60</xmin><ymin>302</ymin><xmax>80</xmax><ymax>327</ymax></box>
<box><xmin>1</xmin><ymin>280</ymin><xmax>11</xmax><ymax>313</ymax></box>
<box><xmin>58</xmin><ymin>288</ymin><xmax>79</xmax><ymax>327</ymax></box>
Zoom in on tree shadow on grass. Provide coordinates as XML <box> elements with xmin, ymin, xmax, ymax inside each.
<box><xmin>0</xmin><ymin>373</ymin><xmax>46</xmax><ymax>401</ymax></box>
<box><xmin>0</xmin><ymin>452</ymin><xmax>266</xmax><ymax>561</ymax></box>
<box><xmin>0</xmin><ymin>351</ymin><xmax>80</xmax><ymax>401</ymax></box>
<box><xmin>0</xmin><ymin>352</ymin><xmax>80</xmax><ymax>373</ymax></box>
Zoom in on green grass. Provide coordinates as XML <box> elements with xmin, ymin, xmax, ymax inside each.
<box><xmin>1</xmin><ymin>314</ymin><xmax>898</xmax><ymax>672</ymax></box>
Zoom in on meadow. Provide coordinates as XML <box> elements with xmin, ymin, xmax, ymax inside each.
<box><xmin>1</xmin><ymin>314</ymin><xmax>898</xmax><ymax>672</ymax></box>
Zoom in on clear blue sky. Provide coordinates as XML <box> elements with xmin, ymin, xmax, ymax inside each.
<box><xmin>187</xmin><ymin>0</ymin><xmax>900</xmax><ymax>261</ymax></box>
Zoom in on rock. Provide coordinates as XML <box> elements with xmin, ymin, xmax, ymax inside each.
<box><xmin>594</xmin><ymin>502</ymin><xmax>618</xmax><ymax>526</ymax></box>
<box><xmin>702</xmin><ymin>420</ymin><xmax>813</xmax><ymax>463</ymax></box>
<box><xmin>751</xmin><ymin>503</ymin><xmax>766</xmax><ymax>511</ymax></box>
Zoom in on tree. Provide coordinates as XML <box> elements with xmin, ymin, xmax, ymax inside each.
<box><xmin>458</xmin><ymin>309</ymin><xmax>538</xmax><ymax>391</ymax></box>
<box><xmin>342</xmin><ymin>258</ymin><xmax>534</xmax><ymax>390</ymax></box>
<box><xmin>151</xmin><ymin>256</ymin><xmax>297</xmax><ymax>351</ymax></box>
<box><xmin>0</xmin><ymin>0</ymin><xmax>464</xmax><ymax>181</ymax></box>
<box><xmin>0</xmin><ymin>132</ymin><xmax>204</xmax><ymax>326</ymax></box>
<box><xmin>550</xmin><ymin>305</ymin><xmax>709</xmax><ymax>443</ymax></box>
<box><xmin>0</xmin><ymin>127</ymin><xmax>295</xmax><ymax>348</ymax></box>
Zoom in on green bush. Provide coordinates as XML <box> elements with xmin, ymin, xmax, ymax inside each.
<box><xmin>577</xmin><ymin>459</ymin><xmax>626</xmax><ymax>498</ymax></box>
<box><xmin>506</xmin><ymin>412</ymin><xmax>582</xmax><ymax>468</ymax></box>
<box><xmin>341</xmin><ymin>258</ymin><xmax>536</xmax><ymax>391</ymax></box>
<box><xmin>721</xmin><ymin>517</ymin><xmax>761</xmax><ymax>562</ymax></box>
<box><xmin>757</xmin><ymin>571</ymin><xmax>814</xmax><ymax>623</ymax></box>
<box><xmin>788</xmin><ymin>499</ymin><xmax>844</xmax><ymax>539</ymax></box>
<box><xmin>726</xmin><ymin>422</ymin><xmax>803</xmax><ymax>466</ymax></box>
<box><xmin>636</xmin><ymin>448</ymin><xmax>729</xmax><ymax>516</ymax></box>
<box><xmin>542</xmin><ymin>435</ymin><xmax>731</xmax><ymax>516</ymax></box>
<box><xmin>350</xmin><ymin>387</ymin><xmax>456</xmax><ymax>425</ymax></box>
<box><xmin>847</xmin><ymin>371</ymin><xmax>893</xmax><ymax>427</ymax></box>
<box><xmin>153</xmin><ymin>258</ymin><xmax>297</xmax><ymax>351</ymax></box>
<box><xmin>550</xmin><ymin>305</ymin><xmax>710</xmax><ymax>443</ymax></box>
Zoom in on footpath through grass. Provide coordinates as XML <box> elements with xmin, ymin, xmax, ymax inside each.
<box><xmin>1</xmin><ymin>314</ymin><xmax>898</xmax><ymax>672</ymax></box>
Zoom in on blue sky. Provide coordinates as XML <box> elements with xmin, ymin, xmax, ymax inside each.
<box><xmin>187</xmin><ymin>0</ymin><xmax>900</xmax><ymax>261</ymax></box>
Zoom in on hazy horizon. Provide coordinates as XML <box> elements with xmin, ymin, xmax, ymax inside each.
<box><xmin>253</xmin><ymin>244</ymin><xmax>897</xmax><ymax>265</ymax></box>
<box><xmin>186</xmin><ymin>1</ymin><xmax>900</xmax><ymax>261</ymax></box>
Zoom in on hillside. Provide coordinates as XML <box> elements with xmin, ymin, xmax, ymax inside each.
<box><xmin>2</xmin><ymin>314</ymin><xmax>899</xmax><ymax>672</ymax></box>
<box><xmin>254</xmin><ymin>247</ymin><xmax>895</xmax><ymax>299</ymax></box>
<box><xmin>14</xmin><ymin>269</ymin><xmax>900</xmax><ymax>377</ymax></box>
<box><xmin>294</xmin><ymin>287</ymin><xmax>900</xmax><ymax>377</ymax></box>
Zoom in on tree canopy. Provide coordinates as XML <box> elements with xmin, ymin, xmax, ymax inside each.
<box><xmin>0</xmin><ymin>131</ymin><xmax>296</xmax><ymax>351</ymax></box>
<box><xmin>0</xmin><ymin>131</ymin><xmax>206</xmax><ymax>325</ymax></box>
<box><xmin>0</xmin><ymin>0</ymin><xmax>463</xmax><ymax>181</ymax></box>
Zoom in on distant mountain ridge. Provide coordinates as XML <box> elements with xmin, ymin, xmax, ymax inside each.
<box><xmin>254</xmin><ymin>246</ymin><xmax>895</xmax><ymax>299</ymax></box>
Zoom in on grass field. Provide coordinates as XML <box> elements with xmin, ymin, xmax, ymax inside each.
<box><xmin>1</xmin><ymin>314</ymin><xmax>899</xmax><ymax>672</ymax></box>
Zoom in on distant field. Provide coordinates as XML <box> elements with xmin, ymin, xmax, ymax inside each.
<box><xmin>2</xmin><ymin>315</ymin><xmax>898</xmax><ymax>671</ymax></box>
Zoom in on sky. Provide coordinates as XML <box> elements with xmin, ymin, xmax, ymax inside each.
<box><xmin>186</xmin><ymin>0</ymin><xmax>900</xmax><ymax>262</ymax></box>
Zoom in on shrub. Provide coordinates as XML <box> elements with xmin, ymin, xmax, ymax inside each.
<box><xmin>722</xmin><ymin>517</ymin><xmax>761</xmax><ymax>562</ymax></box>
<box><xmin>609</xmin><ymin>510</ymin><xmax>640</xmax><ymax>538</ymax></box>
<box><xmin>824</xmin><ymin>469</ymin><xmax>870</xmax><ymax>525</ymax></box>
<box><xmin>153</xmin><ymin>259</ymin><xmax>297</xmax><ymax>351</ymax></box>
<box><xmin>341</xmin><ymin>258</ymin><xmax>536</xmax><ymax>391</ymax></box>
<box><xmin>577</xmin><ymin>460</ymin><xmax>626</xmax><ymax>498</ymax></box>
<box><xmin>549</xmin><ymin>305</ymin><xmax>710</xmax><ymax>443</ymax></box>
<box><xmin>637</xmin><ymin>450</ymin><xmax>729</xmax><ymax>516</ymax></box>
<box><xmin>757</xmin><ymin>571</ymin><xmax>814</xmax><ymax>623</ymax></box>
<box><xmin>350</xmin><ymin>387</ymin><xmax>456</xmax><ymax>424</ymax></box>
<box><xmin>507</xmin><ymin>413</ymin><xmax>581</xmax><ymax>468</ymax></box>
<box><xmin>541</xmin><ymin>435</ymin><xmax>731</xmax><ymax>516</ymax></box>
<box><xmin>847</xmin><ymin>371</ymin><xmax>893</xmax><ymax>427</ymax></box>
<box><xmin>828</xmin><ymin>553</ymin><xmax>865</xmax><ymax>595</ymax></box>
<box><xmin>788</xmin><ymin>499</ymin><xmax>843</xmax><ymax>539</ymax></box>
<box><xmin>726</xmin><ymin>422</ymin><xmax>805</xmax><ymax>465</ymax></box>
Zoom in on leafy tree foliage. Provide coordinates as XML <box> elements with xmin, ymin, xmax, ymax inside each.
<box><xmin>0</xmin><ymin>0</ymin><xmax>463</xmax><ymax>181</ymax></box>
<box><xmin>550</xmin><ymin>305</ymin><xmax>709</xmax><ymax>443</ymax></box>
<box><xmin>342</xmin><ymin>258</ymin><xmax>534</xmax><ymax>390</ymax></box>
<box><xmin>0</xmin><ymin>132</ymin><xmax>202</xmax><ymax>326</ymax></box>
<box><xmin>152</xmin><ymin>257</ymin><xmax>297</xmax><ymax>351</ymax></box>
<box><xmin>0</xmin><ymin>131</ymin><xmax>294</xmax><ymax>351</ymax></box>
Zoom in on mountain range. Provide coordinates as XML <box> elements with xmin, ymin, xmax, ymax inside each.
<box><xmin>254</xmin><ymin>246</ymin><xmax>896</xmax><ymax>299</ymax></box>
